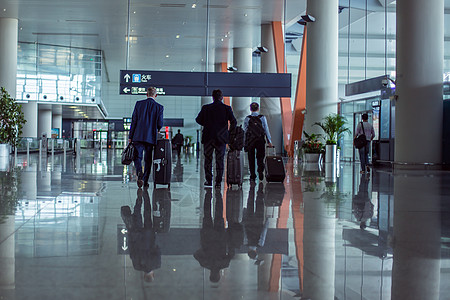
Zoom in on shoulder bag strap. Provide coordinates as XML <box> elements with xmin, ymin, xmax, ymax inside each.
<box><xmin>360</xmin><ymin>122</ymin><xmax>365</xmax><ymax>135</ymax></box>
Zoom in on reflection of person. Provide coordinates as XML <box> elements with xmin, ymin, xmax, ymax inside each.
<box><xmin>121</xmin><ymin>189</ymin><xmax>161</xmax><ymax>282</ymax></box>
<box><xmin>194</xmin><ymin>189</ymin><xmax>232</xmax><ymax>282</ymax></box>
<box><xmin>352</xmin><ymin>175</ymin><xmax>374</xmax><ymax>229</ymax></box>
<box><xmin>354</xmin><ymin>113</ymin><xmax>375</xmax><ymax>174</ymax></box>
<box><xmin>172</xmin><ymin>129</ymin><xmax>184</xmax><ymax>157</ymax></box>
<box><xmin>129</xmin><ymin>87</ymin><xmax>164</xmax><ymax>188</ymax></box>
<box><xmin>226</xmin><ymin>187</ymin><xmax>244</xmax><ymax>256</ymax></box>
<box><xmin>244</xmin><ymin>182</ymin><xmax>267</xmax><ymax>259</ymax></box>
<box><xmin>196</xmin><ymin>89</ymin><xmax>237</xmax><ymax>188</ymax></box>
<box><xmin>244</xmin><ymin>102</ymin><xmax>273</xmax><ymax>181</ymax></box>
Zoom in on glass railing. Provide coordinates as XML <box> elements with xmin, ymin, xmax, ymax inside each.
<box><xmin>16</xmin><ymin>138</ymin><xmax>75</xmax><ymax>153</ymax></box>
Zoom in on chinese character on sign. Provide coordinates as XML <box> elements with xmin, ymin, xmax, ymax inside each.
<box><xmin>138</xmin><ymin>87</ymin><xmax>146</xmax><ymax>94</ymax></box>
<box><xmin>131</xmin><ymin>87</ymin><xmax>138</xmax><ymax>94</ymax></box>
<box><xmin>141</xmin><ymin>74</ymin><xmax>152</xmax><ymax>82</ymax></box>
<box><xmin>132</xmin><ymin>74</ymin><xmax>141</xmax><ymax>83</ymax></box>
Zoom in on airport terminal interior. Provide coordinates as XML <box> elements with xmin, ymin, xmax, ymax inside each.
<box><xmin>1</xmin><ymin>0</ymin><xmax>450</xmax><ymax>299</ymax></box>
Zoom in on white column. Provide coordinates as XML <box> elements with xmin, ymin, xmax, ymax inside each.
<box><xmin>232</xmin><ymin>47</ymin><xmax>253</xmax><ymax>125</ymax></box>
<box><xmin>0</xmin><ymin>18</ymin><xmax>18</xmax><ymax>97</ymax></box>
<box><xmin>52</xmin><ymin>113</ymin><xmax>62</xmax><ymax>138</ymax></box>
<box><xmin>38</xmin><ymin>108</ymin><xmax>52</xmax><ymax>138</ymax></box>
<box><xmin>395</xmin><ymin>0</ymin><xmax>444</xmax><ymax>164</ymax></box>
<box><xmin>392</xmin><ymin>173</ymin><xmax>441</xmax><ymax>300</ymax></box>
<box><xmin>260</xmin><ymin>24</ymin><xmax>283</xmax><ymax>153</ymax></box>
<box><xmin>304</xmin><ymin>0</ymin><xmax>339</xmax><ymax>135</ymax></box>
<box><xmin>21</xmin><ymin>102</ymin><xmax>38</xmax><ymax>138</ymax></box>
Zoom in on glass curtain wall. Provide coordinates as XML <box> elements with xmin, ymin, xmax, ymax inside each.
<box><xmin>16</xmin><ymin>42</ymin><xmax>102</xmax><ymax>103</ymax></box>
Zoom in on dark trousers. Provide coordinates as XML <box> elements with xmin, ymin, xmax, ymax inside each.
<box><xmin>133</xmin><ymin>142</ymin><xmax>155</xmax><ymax>183</ymax></box>
<box><xmin>176</xmin><ymin>144</ymin><xmax>182</xmax><ymax>156</ymax></box>
<box><xmin>203</xmin><ymin>140</ymin><xmax>226</xmax><ymax>184</ymax></box>
<box><xmin>358</xmin><ymin>142</ymin><xmax>370</xmax><ymax>171</ymax></box>
<box><xmin>247</xmin><ymin>140</ymin><xmax>266</xmax><ymax>180</ymax></box>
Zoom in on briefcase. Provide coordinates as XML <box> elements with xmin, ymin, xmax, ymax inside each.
<box><xmin>121</xmin><ymin>143</ymin><xmax>136</xmax><ymax>165</ymax></box>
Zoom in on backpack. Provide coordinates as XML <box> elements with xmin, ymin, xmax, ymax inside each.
<box><xmin>229</xmin><ymin>125</ymin><xmax>245</xmax><ymax>151</ymax></box>
<box><xmin>245</xmin><ymin>115</ymin><xmax>265</xmax><ymax>149</ymax></box>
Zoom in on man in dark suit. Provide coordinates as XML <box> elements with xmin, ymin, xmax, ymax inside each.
<box><xmin>129</xmin><ymin>87</ymin><xmax>164</xmax><ymax>188</ymax></box>
<box><xmin>196</xmin><ymin>89</ymin><xmax>236</xmax><ymax>188</ymax></box>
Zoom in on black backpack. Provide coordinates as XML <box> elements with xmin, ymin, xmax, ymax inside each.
<box><xmin>245</xmin><ymin>115</ymin><xmax>265</xmax><ymax>149</ymax></box>
<box><xmin>229</xmin><ymin>125</ymin><xmax>245</xmax><ymax>151</ymax></box>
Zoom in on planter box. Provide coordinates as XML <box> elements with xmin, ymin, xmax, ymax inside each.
<box><xmin>304</xmin><ymin>153</ymin><xmax>320</xmax><ymax>163</ymax></box>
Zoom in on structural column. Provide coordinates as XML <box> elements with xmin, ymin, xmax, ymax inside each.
<box><xmin>38</xmin><ymin>108</ymin><xmax>52</xmax><ymax>138</ymax></box>
<box><xmin>260</xmin><ymin>24</ymin><xmax>283</xmax><ymax>153</ymax></box>
<box><xmin>52</xmin><ymin>113</ymin><xmax>62</xmax><ymax>138</ymax></box>
<box><xmin>0</xmin><ymin>18</ymin><xmax>18</xmax><ymax>97</ymax></box>
<box><xmin>21</xmin><ymin>102</ymin><xmax>38</xmax><ymax>138</ymax></box>
<box><xmin>395</xmin><ymin>0</ymin><xmax>444</xmax><ymax>164</ymax></box>
<box><xmin>232</xmin><ymin>47</ymin><xmax>253</xmax><ymax>125</ymax></box>
<box><xmin>304</xmin><ymin>0</ymin><xmax>339</xmax><ymax>134</ymax></box>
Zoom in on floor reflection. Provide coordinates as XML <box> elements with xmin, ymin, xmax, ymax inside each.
<box><xmin>0</xmin><ymin>151</ymin><xmax>449</xmax><ymax>299</ymax></box>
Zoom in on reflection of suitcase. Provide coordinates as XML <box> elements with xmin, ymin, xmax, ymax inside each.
<box><xmin>264</xmin><ymin>183</ymin><xmax>285</xmax><ymax>206</ymax></box>
<box><xmin>226</xmin><ymin>150</ymin><xmax>244</xmax><ymax>188</ymax></box>
<box><xmin>153</xmin><ymin>188</ymin><xmax>172</xmax><ymax>233</ymax></box>
<box><xmin>153</xmin><ymin>139</ymin><xmax>172</xmax><ymax>188</ymax></box>
<box><xmin>265</xmin><ymin>156</ymin><xmax>285</xmax><ymax>182</ymax></box>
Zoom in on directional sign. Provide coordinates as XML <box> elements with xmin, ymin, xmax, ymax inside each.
<box><xmin>119</xmin><ymin>70</ymin><xmax>291</xmax><ymax>97</ymax></box>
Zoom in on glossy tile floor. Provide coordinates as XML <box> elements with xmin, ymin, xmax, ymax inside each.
<box><xmin>1</xmin><ymin>149</ymin><xmax>450</xmax><ymax>300</ymax></box>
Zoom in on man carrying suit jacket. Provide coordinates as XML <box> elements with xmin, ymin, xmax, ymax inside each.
<box><xmin>196</xmin><ymin>89</ymin><xmax>237</xmax><ymax>188</ymax></box>
<box><xmin>129</xmin><ymin>87</ymin><xmax>164</xmax><ymax>188</ymax></box>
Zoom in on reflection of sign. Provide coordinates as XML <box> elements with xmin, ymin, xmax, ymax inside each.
<box><xmin>117</xmin><ymin>224</ymin><xmax>129</xmax><ymax>255</ymax></box>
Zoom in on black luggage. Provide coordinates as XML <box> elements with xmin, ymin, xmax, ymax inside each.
<box><xmin>264</xmin><ymin>147</ymin><xmax>285</xmax><ymax>183</ymax></box>
<box><xmin>153</xmin><ymin>139</ymin><xmax>172</xmax><ymax>188</ymax></box>
<box><xmin>226</xmin><ymin>150</ymin><xmax>244</xmax><ymax>188</ymax></box>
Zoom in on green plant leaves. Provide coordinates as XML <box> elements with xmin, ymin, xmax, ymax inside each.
<box><xmin>0</xmin><ymin>87</ymin><xmax>27</xmax><ymax>147</ymax></box>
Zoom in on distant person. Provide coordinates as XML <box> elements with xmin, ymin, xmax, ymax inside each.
<box><xmin>194</xmin><ymin>188</ymin><xmax>232</xmax><ymax>282</ymax></box>
<box><xmin>354</xmin><ymin>113</ymin><xmax>375</xmax><ymax>174</ymax></box>
<box><xmin>243</xmin><ymin>102</ymin><xmax>273</xmax><ymax>181</ymax></box>
<box><xmin>129</xmin><ymin>87</ymin><xmax>164</xmax><ymax>188</ymax></box>
<box><xmin>172</xmin><ymin>129</ymin><xmax>184</xmax><ymax>157</ymax></box>
<box><xmin>196</xmin><ymin>89</ymin><xmax>237</xmax><ymax>188</ymax></box>
<box><xmin>121</xmin><ymin>189</ymin><xmax>161</xmax><ymax>282</ymax></box>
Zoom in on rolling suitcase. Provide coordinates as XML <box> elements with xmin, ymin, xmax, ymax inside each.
<box><xmin>226</xmin><ymin>150</ymin><xmax>244</xmax><ymax>188</ymax></box>
<box><xmin>264</xmin><ymin>146</ymin><xmax>285</xmax><ymax>183</ymax></box>
<box><xmin>153</xmin><ymin>139</ymin><xmax>172</xmax><ymax>188</ymax></box>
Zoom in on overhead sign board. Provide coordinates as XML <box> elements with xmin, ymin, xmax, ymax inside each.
<box><xmin>119</xmin><ymin>70</ymin><xmax>291</xmax><ymax>97</ymax></box>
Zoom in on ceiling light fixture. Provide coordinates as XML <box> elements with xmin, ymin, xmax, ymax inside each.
<box><xmin>176</xmin><ymin>34</ymin><xmax>180</xmax><ymax>38</ymax></box>
<box><xmin>166</xmin><ymin>55</ymin><xmax>170</xmax><ymax>58</ymax></box>
<box><xmin>244</xmin><ymin>13</ymin><xmax>248</xmax><ymax>17</ymax></box>
<box><xmin>257</xmin><ymin>46</ymin><xmax>268</xmax><ymax>53</ymax></box>
<box><xmin>192</xmin><ymin>3</ymin><xmax>196</xmax><ymax>8</ymax></box>
<box><xmin>301</xmin><ymin>14</ymin><xmax>316</xmax><ymax>23</ymax></box>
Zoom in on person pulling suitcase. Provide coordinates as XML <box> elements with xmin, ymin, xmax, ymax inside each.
<box><xmin>243</xmin><ymin>102</ymin><xmax>273</xmax><ymax>182</ymax></box>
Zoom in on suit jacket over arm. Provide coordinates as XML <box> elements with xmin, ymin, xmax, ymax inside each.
<box><xmin>195</xmin><ymin>100</ymin><xmax>237</xmax><ymax>144</ymax></box>
<box><xmin>130</xmin><ymin>97</ymin><xmax>164</xmax><ymax>145</ymax></box>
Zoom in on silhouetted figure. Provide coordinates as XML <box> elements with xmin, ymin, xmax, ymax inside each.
<box><xmin>194</xmin><ymin>189</ymin><xmax>232</xmax><ymax>282</ymax></box>
<box><xmin>244</xmin><ymin>182</ymin><xmax>267</xmax><ymax>259</ymax></box>
<box><xmin>352</xmin><ymin>175</ymin><xmax>374</xmax><ymax>229</ymax></box>
<box><xmin>121</xmin><ymin>189</ymin><xmax>161</xmax><ymax>282</ymax></box>
<box><xmin>172</xmin><ymin>129</ymin><xmax>184</xmax><ymax>157</ymax></box>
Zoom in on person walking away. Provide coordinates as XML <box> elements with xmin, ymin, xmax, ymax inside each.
<box><xmin>196</xmin><ymin>89</ymin><xmax>237</xmax><ymax>188</ymax></box>
<box><xmin>243</xmin><ymin>102</ymin><xmax>273</xmax><ymax>181</ymax></box>
<box><xmin>354</xmin><ymin>113</ymin><xmax>375</xmax><ymax>174</ymax></box>
<box><xmin>172</xmin><ymin>129</ymin><xmax>184</xmax><ymax>157</ymax></box>
<box><xmin>129</xmin><ymin>87</ymin><xmax>164</xmax><ymax>188</ymax></box>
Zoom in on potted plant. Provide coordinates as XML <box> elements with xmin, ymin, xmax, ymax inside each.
<box><xmin>302</xmin><ymin>131</ymin><xmax>324</xmax><ymax>163</ymax></box>
<box><xmin>0</xmin><ymin>87</ymin><xmax>27</xmax><ymax>158</ymax></box>
<box><xmin>313</xmin><ymin>113</ymin><xmax>350</xmax><ymax>163</ymax></box>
